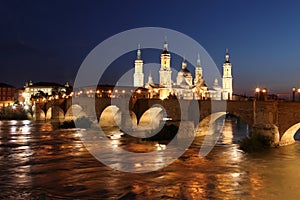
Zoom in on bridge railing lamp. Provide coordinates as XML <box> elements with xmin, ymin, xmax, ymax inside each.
<box><xmin>292</xmin><ymin>87</ymin><xmax>296</xmax><ymax>101</ymax></box>
<box><xmin>255</xmin><ymin>87</ymin><xmax>260</xmax><ymax>100</ymax></box>
<box><xmin>255</xmin><ymin>87</ymin><xmax>267</xmax><ymax>101</ymax></box>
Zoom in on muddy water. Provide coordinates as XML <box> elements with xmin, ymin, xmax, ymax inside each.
<box><xmin>0</xmin><ymin>119</ymin><xmax>300</xmax><ymax>199</ymax></box>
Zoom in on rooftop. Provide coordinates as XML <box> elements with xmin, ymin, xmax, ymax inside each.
<box><xmin>0</xmin><ymin>83</ymin><xmax>15</xmax><ymax>88</ymax></box>
<box><xmin>27</xmin><ymin>82</ymin><xmax>66</xmax><ymax>88</ymax></box>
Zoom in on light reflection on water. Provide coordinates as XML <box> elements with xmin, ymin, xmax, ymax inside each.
<box><xmin>0</xmin><ymin>119</ymin><xmax>300</xmax><ymax>199</ymax></box>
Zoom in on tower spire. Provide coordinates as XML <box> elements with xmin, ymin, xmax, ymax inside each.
<box><xmin>182</xmin><ymin>54</ymin><xmax>187</xmax><ymax>69</ymax></box>
<box><xmin>163</xmin><ymin>36</ymin><xmax>168</xmax><ymax>52</ymax></box>
<box><xmin>197</xmin><ymin>53</ymin><xmax>201</xmax><ymax>67</ymax></box>
<box><xmin>137</xmin><ymin>44</ymin><xmax>142</xmax><ymax>60</ymax></box>
<box><xmin>225</xmin><ymin>48</ymin><xmax>230</xmax><ymax>62</ymax></box>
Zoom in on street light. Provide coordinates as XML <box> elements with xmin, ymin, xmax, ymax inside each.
<box><xmin>292</xmin><ymin>87</ymin><xmax>296</xmax><ymax>101</ymax></box>
<box><xmin>255</xmin><ymin>87</ymin><xmax>260</xmax><ymax>100</ymax></box>
<box><xmin>262</xmin><ymin>88</ymin><xmax>267</xmax><ymax>101</ymax></box>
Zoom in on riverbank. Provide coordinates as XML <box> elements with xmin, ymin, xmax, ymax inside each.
<box><xmin>0</xmin><ymin>109</ymin><xmax>30</xmax><ymax>120</ymax></box>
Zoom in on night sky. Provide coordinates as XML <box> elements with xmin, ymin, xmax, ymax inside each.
<box><xmin>1</xmin><ymin>0</ymin><xmax>300</xmax><ymax>95</ymax></box>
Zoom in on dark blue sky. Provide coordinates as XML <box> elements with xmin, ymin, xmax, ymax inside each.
<box><xmin>1</xmin><ymin>0</ymin><xmax>300</xmax><ymax>95</ymax></box>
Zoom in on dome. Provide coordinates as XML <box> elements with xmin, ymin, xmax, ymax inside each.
<box><xmin>180</xmin><ymin>68</ymin><xmax>192</xmax><ymax>77</ymax></box>
<box><xmin>179</xmin><ymin>78</ymin><xmax>190</xmax><ymax>88</ymax></box>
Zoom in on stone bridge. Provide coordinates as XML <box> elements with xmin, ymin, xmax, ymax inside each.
<box><xmin>34</xmin><ymin>97</ymin><xmax>300</xmax><ymax>146</ymax></box>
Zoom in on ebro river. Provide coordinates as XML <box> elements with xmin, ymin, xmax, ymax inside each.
<box><xmin>0</xmin><ymin>119</ymin><xmax>300</xmax><ymax>199</ymax></box>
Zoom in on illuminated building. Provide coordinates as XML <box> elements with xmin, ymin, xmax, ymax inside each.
<box><xmin>0</xmin><ymin>83</ymin><xmax>15</xmax><ymax>107</ymax></box>
<box><xmin>23</xmin><ymin>81</ymin><xmax>69</xmax><ymax>105</ymax></box>
<box><xmin>133</xmin><ymin>41</ymin><xmax>233</xmax><ymax>100</ymax></box>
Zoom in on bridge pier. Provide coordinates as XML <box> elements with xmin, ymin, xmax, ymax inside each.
<box><xmin>51</xmin><ymin>106</ymin><xmax>64</xmax><ymax>123</ymax></box>
<box><xmin>177</xmin><ymin>121</ymin><xmax>195</xmax><ymax>139</ymax></box>
<box><xmin>120</xmin><ymin>113</ymin><xmax>133</xmax><ymax>131</ymax></box>
<box><xmin>33</xmin><ymin>105</ymin><xmax>45</xmax><ymax>121</ymax></box>
<box><xmin>252</xmin><ymin>123</ymin><xmax>280</xmax><ymax>146</ymax></box>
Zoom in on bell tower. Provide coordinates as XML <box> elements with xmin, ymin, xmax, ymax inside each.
<box><xmin>133</xmin><ymin>44</ymin><xmax>144</xmax><ymax>87</ymax></box>
<box><xmin>222</xmin><ymin>48</ymin><xmax>233</xmax><ymax>100</ymax></box>
<box><xmin>194</xmin><ymin>53</ymin><xmax>203</xmax><ymax>85</ymax></box>
<box><xmin>159</xmin><ymin>40</ymin><xmax>172</xmax><ymax>88</ymax></box>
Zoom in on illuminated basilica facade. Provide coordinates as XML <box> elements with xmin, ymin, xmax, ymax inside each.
<box><xmin>133</xmin><ymin>41</ymin><xmax>233</xmax><ymax>100</ymax></box>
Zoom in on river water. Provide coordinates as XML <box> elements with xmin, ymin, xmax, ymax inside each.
<box><xmin>0</xmin><ymin>119</ymin><xmax>300</xmax><ymax>199</ymax></box>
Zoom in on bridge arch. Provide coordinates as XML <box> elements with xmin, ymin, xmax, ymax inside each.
<box><xmin>130</xmin><ymin>111</ymin><xmax>138</xmax><ymax>128</ymax></box>
<box><xmin>99</xmin><ymin>105</ymin><xmax>122</xmax><ymax>127</ymax></box>
<box><xmin>196</xmin><ymin>112</ymin><xmax>251</xmax><ymax>137</ymax></box>
<box><xmin>65</xmin><ymin>104</ymin><xmax>87</xmax><ymax>121</ymax></box>
<box><xmin>33</xmin><ymin>109</ymin><xmax>46</xmax><ymax>121</ymax></box>
<box><xmin>46</xmin><ymin>108</ymin><xmax>52</xmax><ymax>120</ymax></box>
<box><xmin>280</xmin><ymin>123</ymin><xmax>300</xmax><ymax>145</ymax></box>
<box><xmin>138</xmin><ymin>105</ymin><xmax>166</xmax><ymax>130</ymax></box>
<box><xmin>52</xmin><ymin>106</ymin><xmax>65</xmax><ymax>122</ymax></box>
<box><xmin>43</xmin><ymin>106</ymin><xmax>65</xmax><ymax>121</ymax></box>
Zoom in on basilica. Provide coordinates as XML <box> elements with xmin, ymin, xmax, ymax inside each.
<box><xmin>133</xmin><ymin>41</ymin><xmax>233</xmax><ymax>100</ymax></box>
